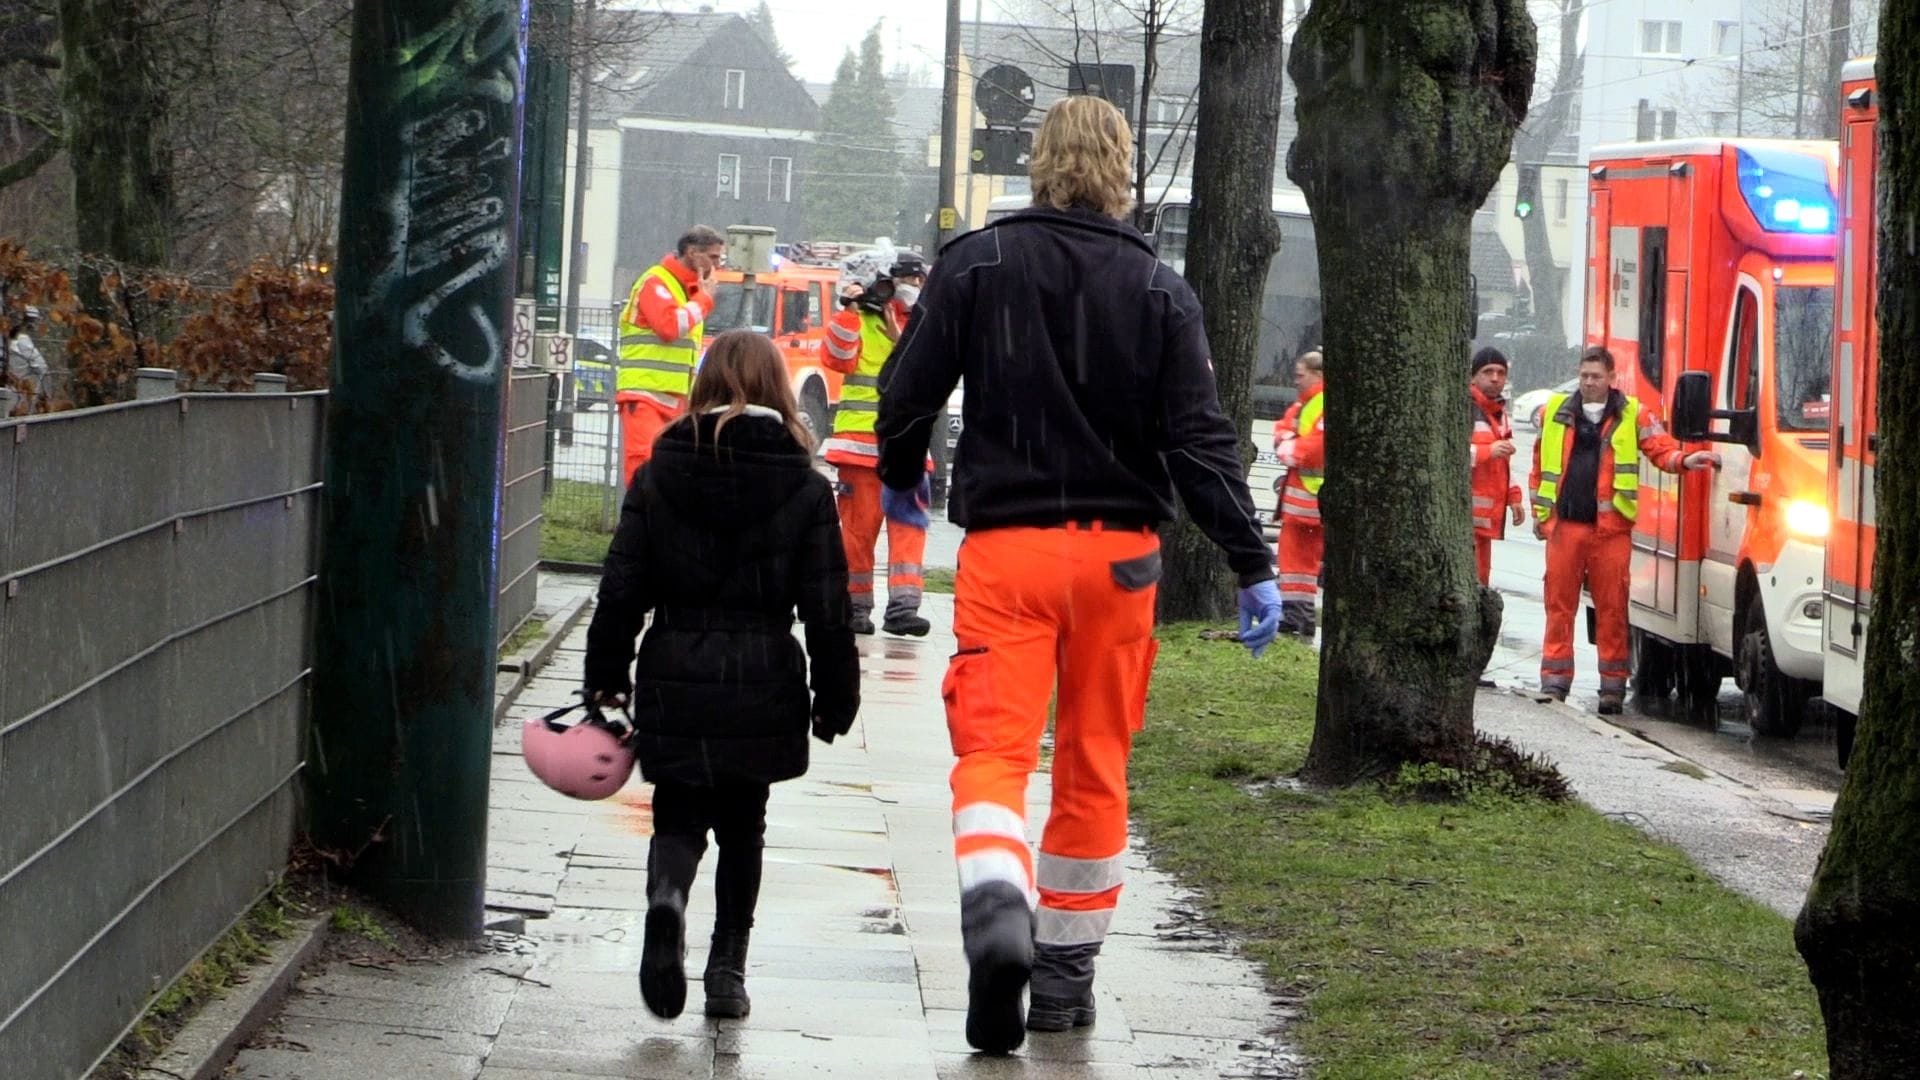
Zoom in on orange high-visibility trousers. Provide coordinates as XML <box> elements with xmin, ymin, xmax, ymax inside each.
<box><xmin>617</xmin><ymin>392</ymin><xmax>683</xmax><ymax>486</ymax></box>
<box><xmin>1541</xmin><ymin>519</ymin><xmax>1631</xmax><ymax>696</ymax></box>
<box><xmin>837</xmin><ymin>464</ymin><xmax>927</xmax><ymax>619</ymax></box>
<box><xmin>1475</xmin><ymin>536</ymin><xmax>1493</xmax><ymax>586</ymax></box>
<box><xmin>945</xmin><ymin>524</ymin><xmax>1160</xmax><ymax>949</ymax></box>
<box><xmin>1275</xmin><ymin>513</ymin><xmax>1323</xmax><ymax>634</ymax></box>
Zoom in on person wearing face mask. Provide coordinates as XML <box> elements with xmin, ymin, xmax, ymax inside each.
<box><xmin>1530</xmin><ymin>345</ymin><xmax>1719</xmax><ymax>713</ymax></box>
<box><xmin>822</xmin><ymin>249</ymin><xmax>932</xmax><ymax>636</ymax></box>
<box><xmin>1468</xmin><ymin>347</ymin><xmax>1527</xmax><ymax>586</ymax></box>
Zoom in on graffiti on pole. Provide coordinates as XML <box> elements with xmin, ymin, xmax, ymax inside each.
<box><xmin>361</xmin><ymin>1</ymin><xmax>523</xmax><ymax>383</ymax></box>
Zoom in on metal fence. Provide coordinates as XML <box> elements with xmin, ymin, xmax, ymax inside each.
<box><xmin>499</xmin><ymin>371</ymin><xmax>551</xmax><ymax>641</ymax></box>
<box><xmin>0</xmin><ymin>391</ymin><xmax>323</xmax><ymax>1080</ymax></box>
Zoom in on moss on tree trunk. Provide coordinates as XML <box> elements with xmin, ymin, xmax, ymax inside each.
<box><xmin>1795</xmin><ymin>22</ymin><xmax>1920</xmax><ymax>1074</ymax></box>
<box><xmin>1286</xmin><ymin>0</ymin><xmax>1533</xmax><ymax>784</ymax></box>
<box><xmin>1157</xmin><ymin>0</ymin><xmax>1286</xmax><ymax>623</ymax></box>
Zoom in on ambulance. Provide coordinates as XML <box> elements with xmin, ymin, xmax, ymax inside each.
<box><xmin>1584</xmin><ymin>138</ymin><xmax>1839</xmax><ymax>735</ymax></box>
<box><xmin>1821</xmin><ymin>58</ymin><xmax>1879</xmax><ymax>767</ymax></box>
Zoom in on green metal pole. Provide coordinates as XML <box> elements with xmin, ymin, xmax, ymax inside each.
<box><xmin>308</xmin><ymin>0</ymin><xmax>528</xmax><ymax>938</ymax></box>
<box><xmin>521</xmin><ymin>0</ymin><xmax>572</xmax><ymax>333</ymax></box>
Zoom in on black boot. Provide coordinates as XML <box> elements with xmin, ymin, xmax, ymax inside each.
<box><xmin>639</xmin><ymin>834</ymin><xmax>701</xmax><ymax>1019</ymax></box>
<box><xmin>882</xmin><ymin>612</ymin><xmax>931</xmax><ymax>637</ymax></box>
<box><xmin>1027</xmin><ymin>941</ymin><xmax>1099</xmax><ymax>1032</ymax></box>
<box><xmin>851</xmin><ymin>611</ymin><xmax>876</xmax><ymax>635</ymax></box>
<box><xmin>962</xmin><ymin>882</ymin><xmax>1034</xmax><ymax>1055</ymax></box>
<box><xmin>703</xmin><ymin>930</ymin><xmax>752</xmax><ymax>1018</ymax></box>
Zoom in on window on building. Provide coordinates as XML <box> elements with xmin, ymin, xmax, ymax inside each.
<box><xmin>724</xmin><ymin>69</ymin><xmax>746</xmax><ymax>110</ymax></box>
<box><xmin>1150</xmin><ymin>97</ymin><xmax>1185</xmax><ymax>125</ymax></box>
<box><xmin>717</xmin><ymin>154</ymin><xmax>741</xmax><ymax>199</ymax></box>
<box><xmin>768</xmin><ymin>156</ymin><xmax>792</xmax><ymax>203</ymax></box>
<box><xmin>1555</xmin><ymin>178</ymin><xmax>1570</xmax><ymax>221</ymax></box>
<box><xmin>1714</xmin><ymin>21</ymin><xmax>1740</xmax><ymax>56</ymax></box>
<box><xmin>1640</xmin><ymin>19</ymin><xmax>1683</xmax><ymax>56</ymax></box>
<box><xmin>1709</xmin><ymin>110</ymin><xmax>1733</xmax><ymax>134</ymax></box>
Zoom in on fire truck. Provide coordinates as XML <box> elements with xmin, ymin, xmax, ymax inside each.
<box><xmin>1584</xmin><ymin>139</ymin><xmax>1839</xmax><ymax>735</ymax></box>
<box><xmin>1821</xmin><ymin>58</ymin><xmax>1879</xmax><ymax>767</ymax></box>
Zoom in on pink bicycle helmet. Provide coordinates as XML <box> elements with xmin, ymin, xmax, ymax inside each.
<box><xmin>522</xmin><ymin>700</ymin><xmax>635</xmax><ymax>800</ymax></box>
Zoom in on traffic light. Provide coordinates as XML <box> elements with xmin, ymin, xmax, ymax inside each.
<box><xmin>1514</xmin><ymin>164</ymin><xmax>1540</xmax><ymax>219</ymax></box>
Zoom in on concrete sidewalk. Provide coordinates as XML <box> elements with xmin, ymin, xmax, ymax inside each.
<box><xmin>227</xmin><ymin>583</ymin><xmax>1303</xmax><ymax>1079</ymax></box>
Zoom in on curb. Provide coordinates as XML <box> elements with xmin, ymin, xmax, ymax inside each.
<box><xmin>136</xmin><ymin>913</ymin><xmax>329</xmax><ymax>1080</ymax></box>
<box><xmin>493</xmin><ymin>593</ymin><xmax>593</xmax><ymax>723</ymax></box>
<box><xmin>538</xmin><ymin>558</ymin><xmax>602</xmax><ymax>576</ymax></box>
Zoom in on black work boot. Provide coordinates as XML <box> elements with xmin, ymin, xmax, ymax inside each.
<box><xmin>1597</xmin><ymin>691</ymin><xmax>1625</xmax><ymax>716</ymax></box>
<box><xmin>883</xmin><ymin>595</ymin><xmax>930</xmax><ymax>637</ymax></box>
<box><xmin>851</xmin><ymin>610</ymin><xmax>876</xmax><ymax>635</ymax></box>
<box><xmin>703</xmin><ymin>930</ymin><xmax>752</xmax><ymax>1019</ymax></box>
<box><xmin>1027</xmin><ymin>941</ymin><xmax>1100</xmax><ymax>1032</ymax></box>
<box><xmin>639</xmin><ymin>835</ymin><xmax>701</xmax><ymax>1019</ymax></box>
<box><xmin>961</xmin><ymin>882</ymin><xmax>1034</xmax><ymax>1054</ymax></box>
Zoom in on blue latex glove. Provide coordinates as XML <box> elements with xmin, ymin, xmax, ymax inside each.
<box><xmin>881</xmin><ymin>474</ymin><xmax>933</xmax><ymax>529</ymax></box>
<box><xmin>1237</xmin><ymin>579</ymin><xmax>1283</xmax><ymax>659</ymax></box>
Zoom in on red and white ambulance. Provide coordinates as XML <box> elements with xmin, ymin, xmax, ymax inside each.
<box><xmin>1585</xmin><ymin>138</ymin><xmax>1839</xmax><ymax>733</ymax></box>
<box><xmin>1821</xmin><ymin>57</ymin><xmax>1879</xmax><ymax>766</ymax></box>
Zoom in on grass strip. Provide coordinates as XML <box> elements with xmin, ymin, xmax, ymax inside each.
<box><xmin>1129</xmin><ymin>627</ymin><xmax>1827</xmax><ymax>1079</ymax></box>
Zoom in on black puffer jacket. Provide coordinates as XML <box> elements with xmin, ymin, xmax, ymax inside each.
<box><xmin>583</xmin><ymin>410</ymin><xmax>860</xmax><ymax>786</ymax></box>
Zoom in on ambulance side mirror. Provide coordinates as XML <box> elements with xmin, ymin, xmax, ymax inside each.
<box><xmin>1672</xmin><ymin>371</ymin><xmax>1713</xmax><ymax>440</ymax></box>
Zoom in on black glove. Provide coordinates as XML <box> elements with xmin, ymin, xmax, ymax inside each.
<box><xmin>811</xmin><ymin>705</ymin><xmax>855</xmax><ymax>745</ymax></box>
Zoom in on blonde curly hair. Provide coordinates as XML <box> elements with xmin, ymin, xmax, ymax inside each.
<box><xmin>1029</xmin><ymin>95</ymin><xmax>1135</xmax><ymax>220</ymax></box>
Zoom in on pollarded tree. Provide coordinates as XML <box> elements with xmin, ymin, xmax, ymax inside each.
<box><xmin>1286</xmin><ymin>0</ymin><xmax>1535</xmax><ymax>783</ymax></box>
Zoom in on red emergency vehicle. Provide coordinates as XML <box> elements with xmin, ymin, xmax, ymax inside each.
<box><xmin>1584</xmin><ymin>139</ymin><xmax>1839</xmax><ymax>734</ymax></box>
<box><xmin>703</xmin><ymin>261</ymin><xmax>847</xmax><ymax>444</ymax></box>
<box><xmin>1821</xmin><ymin>57</ymin><xmax>1878</xmax><ymax>766</ymax></box>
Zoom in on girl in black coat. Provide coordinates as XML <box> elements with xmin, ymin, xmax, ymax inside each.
<box><xmin>583</xmin><ymin>329</ymin><xmax>860</xmax><ymax>1022</ymax></box>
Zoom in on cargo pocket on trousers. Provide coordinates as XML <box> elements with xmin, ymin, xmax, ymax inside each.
<box><xmin>942</xmin><ymin>647</ymin><xmax>994</xmax><ymax>755</ymax></box>
<box><xmin>1119</xmin><ymin>637</ymin><xmax>1160</xmax><ymax>732</ymax></box>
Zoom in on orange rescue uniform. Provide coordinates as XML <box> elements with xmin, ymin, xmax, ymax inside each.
<box><xmin>823</xmin><ymin>300</ymin><xmax>927</xmax><ymax>625</ymax></box>
<box><xmin>1530</xmin><ymin>390</ymin><xmax>1688</xmax><ymax>697</ymax></box>
<box><xmin>1274</xmin><ymin>385</ymin><xmax>1325</xmax><ymax>636</ymax></box>
<box><xmin>1469</xmin><ymin>384</ymin><xmax>1525</xmax><ymax>585</ymax></box>
<box><xmin>615</xmin><ymin>253</ymin><xmax>713</xmax><ymax>484</ymax></box>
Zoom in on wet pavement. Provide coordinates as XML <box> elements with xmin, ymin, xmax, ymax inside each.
<box><xmin>228</xmin><ymin>577</ymin><xmax>1303</xmax><ymax>1079</ymax></box>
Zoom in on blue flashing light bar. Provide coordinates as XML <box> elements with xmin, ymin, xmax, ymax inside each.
<box><xmin>1735</xmin><ymin>146</ymin><xmax>1836</xmax><ymax>234</ymax></box>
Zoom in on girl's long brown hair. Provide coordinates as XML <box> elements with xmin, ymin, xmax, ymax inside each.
<box><xmin>676</xmin><ymin>329</ymin><xmax>815</xmax><ymax>452</ymax></box>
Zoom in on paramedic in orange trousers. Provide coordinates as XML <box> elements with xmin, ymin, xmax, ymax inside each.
<box><xmin>1273</xmin><ymin>351</ymin><xmax>1325</xmax><ymax>636</ymax></box>
<box><xmin>874</xmin><ymin>95</ymin><xmax>1281</xmax><ymax>1055</ymax></box>
<box><xmin>1468</xmin><ymin>347</ymin><xmax>1528</xmax><ymax>585</ymax></box>
<box><xmin>1530</xmin><ymin>346</ymin><xmax>1718</xmax><ymax>714</ymax></box>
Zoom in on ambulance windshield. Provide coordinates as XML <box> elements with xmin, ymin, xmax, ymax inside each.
<box><xmin>706</xmin><ymin>282</ymin><xmax>776</xmax><ymax>334</ymax></box>
<box><xmin>1774</xmin><ymin>285</ymin><xmax>1833</xmax><ymax>432</ymax></box>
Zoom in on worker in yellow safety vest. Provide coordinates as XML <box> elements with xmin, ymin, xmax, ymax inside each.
<box><xmin>615</xmin><ymin>225</ymin><xmax>726</xmax><ymax>484</ymax></box>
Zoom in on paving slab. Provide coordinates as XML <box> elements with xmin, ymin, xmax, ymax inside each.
<box><xmin>230</xmin><ymin>580</ymin><xmax>1300</xmax><ymax>1078</ymax></box>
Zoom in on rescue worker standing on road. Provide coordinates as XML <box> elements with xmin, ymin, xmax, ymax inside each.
<box><xmin>1469</xmin><ymin>347</ymin><xmax>1528</xmax><ymax>585</ymax></box>
<box><xmin>823</xmin><ymin>249</ymin><xmax>932</xmax><ymax>637</ymax></box>
<box><xmin>615</xmin><ymin>225</ymin><xmax>726</xmax><ymax>484</ymax></box>
<box><xmin>874</xmin><ymin>95</ymin><xmax>1280</xmax><ymax>1055</ymax></box>
<box><xmin>1531</xmin><ymin>346</ymin><xmax>1718</xmax><ymax>713</ymax></box>
<box><xmin>1274</xmin><ymin>351</ymin><xmax>1326</xmax><ymax>637</ymax></box>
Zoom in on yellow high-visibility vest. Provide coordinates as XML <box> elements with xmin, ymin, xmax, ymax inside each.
<box><xmin>831</xmin><ymin>311</ymin><xmax>892</xmax><ymax>436</ymax></box>
<box><xmin>1534</xmin><ymin>393</ymin><xmax>1643</xmax><ymax>522</ymax></box>
<box><xmin>617</xmin><ymin>265</ymin><xmax>702</xmax><ymax>396</ymax></box>
<box><xmin>1293</xmin><ymin>391</ymin><xmax>1325</xmax><ymax>495</ymax></box>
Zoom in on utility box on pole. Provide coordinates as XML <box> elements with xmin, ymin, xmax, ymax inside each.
<box><xmin>309</xmin><ymin>0</ymin><xmax>525</xmax><ymax>939</ymax></box>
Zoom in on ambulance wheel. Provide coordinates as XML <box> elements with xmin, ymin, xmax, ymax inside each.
<box><xmin>799</xmin><ymin>382</ymin><xmax>831</xmax><ymax>450</ymax></box>
<box><xmin>1630</xmin><ymin>629</ymin><xmax>1674</xmax><ymax>706</ymax></box>
<box><xmin>1740</xmin><ymin>604</ymin><xmax>1804</xmax><ymax>738</ymax></box>
<box><xmin>1676</xmin><ymin>647</ymin><xmax>1721</xmax><ymax>727</ymax></box>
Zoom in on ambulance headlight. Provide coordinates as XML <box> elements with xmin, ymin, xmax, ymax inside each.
<box><xmin>1785</xmin><ymin>499</ymin><xmax>1830</xmax><ymax>539</ymax></box>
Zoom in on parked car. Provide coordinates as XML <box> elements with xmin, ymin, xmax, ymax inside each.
<box><xmin>1513</xmin><ymin>377</ymin><xmax>1578</xmax><ymax>431</ymax></box>
<box><xmin>573</xmin><ymin>338</ymin><xmax>613</xmax><ymax>407</ymax></box>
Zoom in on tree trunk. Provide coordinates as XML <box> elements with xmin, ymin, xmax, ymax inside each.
<box><xmin>57</xmin><ymin>0</ymin><xmax>171</xmax><ymax>269</ymax></box>
<box><xmin>1287</xmin><ymin>0</ymin><xmax>1533</xmax><ymax>783</ymax></box>
<box><xmin>1795</xmin><ymin>17</ymin><xmax>1920</xmax><ymax>1073</ymax></box>
<box><xmin>1131</xmin><ymin>5</ymin><xmax>1159</xmax><ymax>232</ymax></box>
<box><xmin>1519</xmin><ymin>197</ymin><xmax>1560</xmax><ymax>332</ymax></box>
<box><xmin>1514</xmin><ymin>0</ymin><xmax>1581</xmax><ymax>341</ymax></box>
<box><xmin>1157</xmin><ymin>0</ymin><xmax>1285</xmax><ymax>623</ymax></box>
<box><xmin>1822</xmin><ymin>0</ymin><xmax>1850</xmax><ymax>140</ymax></box>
